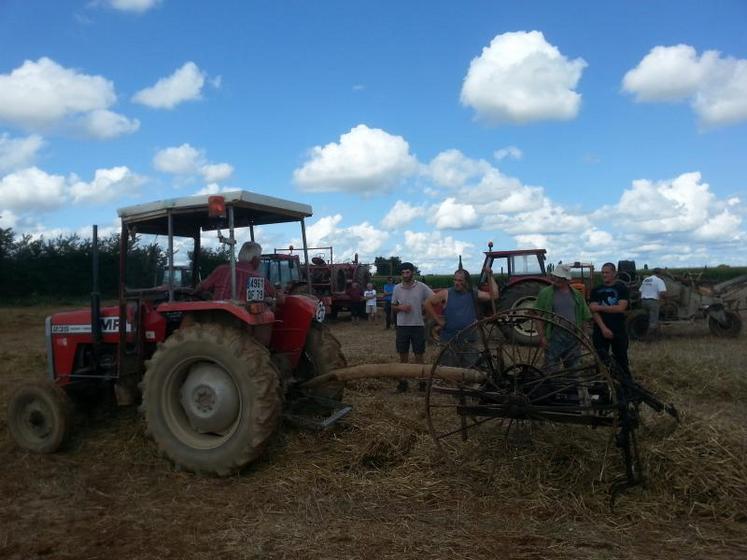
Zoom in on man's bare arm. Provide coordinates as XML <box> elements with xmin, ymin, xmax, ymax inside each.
<box><xmin>424</xmin><ymin>291</ymin><xmax>448</xmax><ymax>325</ymax></box>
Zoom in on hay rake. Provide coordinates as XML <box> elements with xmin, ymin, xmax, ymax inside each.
<box><xmin>425</xmin><ymin>309</ymin><xmax>679</xmax><ymax>497</ymax></box>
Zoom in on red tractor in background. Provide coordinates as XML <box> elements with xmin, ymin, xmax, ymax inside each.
<box><xmin>266</xmin><ymin>246</ymin><xmax>371</xmax><ymax>319</ymax></box>
<box><xmin>7</xmin><ymin>191</ymin><xmax>348</xmax><ymax>475</ymax></box>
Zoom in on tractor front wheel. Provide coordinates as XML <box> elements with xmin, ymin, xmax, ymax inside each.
<box><xmin>7</xmin><ymin>380</ymin><xmax>73</xmax><ymax>453</ymax></box>
<box><xmin>496</xmin><ymin>281</ymin><xmax>546</xmax><ymax>345</ymax></box>
<box><xmin>142</xmin><ymin>324</ymin><xmax>281</xmax><ymax>475</ymax></box>
<box><xmin>708</xmin><ymin>310</ymin><xmax>742</xmax><ymax>338</ymax></box>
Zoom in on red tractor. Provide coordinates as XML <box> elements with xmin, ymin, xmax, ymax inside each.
<box><xmin>268</xmin><ymin>246</ymin><xmax>371</xmax><ymax>319</ymax></box>
<box><xmin>7</xmin><ymin>191</ymin><xmax>348</xmax><ymax>475</ymax></box>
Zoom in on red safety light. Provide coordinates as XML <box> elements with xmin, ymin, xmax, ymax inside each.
<box><xmin>208</xmin><ymin>195</ymin><xmax>226</xmax><ymax>218</ymax></box>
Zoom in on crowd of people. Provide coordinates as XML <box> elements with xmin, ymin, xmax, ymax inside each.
<box><xmin>197</xmin><ymin>246</ymin><xmax>652</xmax><ymax>393</ymax></box>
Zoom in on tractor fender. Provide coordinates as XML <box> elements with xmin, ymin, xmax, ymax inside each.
<box><xmin>156</xmin><ymin>301</ymin><xmax>275</xmax><ymax>327</ymax></box>
<box><xmin>270</xmin><ymin>295</ymin><xmax>320</xmax><ymax>369</ymax></box>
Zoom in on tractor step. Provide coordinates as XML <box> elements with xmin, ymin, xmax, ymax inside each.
<box><xmin>283</xmin><ymin>393</ymin><xmax>353</xmax><ymax>431</ymax></box>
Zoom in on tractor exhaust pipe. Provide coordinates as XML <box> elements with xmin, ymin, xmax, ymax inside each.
<box><xmin>91</xmin><ymin>225</ymin><xmax>102</xmax><ymax>371</ymax></box>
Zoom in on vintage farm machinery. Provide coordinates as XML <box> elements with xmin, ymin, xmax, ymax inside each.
<box><xmin>303</xmin><ymin>309</ymin><xmax>679</xmax><ymax>495</ymax></box>
<box><xmin>6</xmin><ymin>191</ymin><xmax>346</xmax><ymax>475</ymax></box>
<box><xmin>6</xmin><ymin>191</ymin><xmax>677</xmax><ymax>495</ymax></box>
<box><xmin>422</xmin><ymin>310</ymin><xmax>679</xmax><ymax>494</ymax></box>
<box><xmin>624</xmin><ymin>265</ymin><xmax>745</xmax><ymax>339</ymax></box>
<box><xmin>268</xmin><ymin>246</ymin><xmax>372</xmax><ymax>319</ymax></box>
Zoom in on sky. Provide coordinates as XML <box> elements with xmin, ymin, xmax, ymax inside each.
<box><xmin>1</xmin><ymin>0</ymin><xmax>746</xmax><ymax>274</ymax></box>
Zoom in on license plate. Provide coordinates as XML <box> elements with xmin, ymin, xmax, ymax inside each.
<box><xmin>247</xmin><ymin>277</ymin><xmax>264</xmax><ymax>302</ymax></box>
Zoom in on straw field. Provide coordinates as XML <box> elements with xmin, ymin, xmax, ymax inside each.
<box><xmin>1</xmin><ymin>306</ymin><xmax>745</xmax><ymax>559</ymax></box>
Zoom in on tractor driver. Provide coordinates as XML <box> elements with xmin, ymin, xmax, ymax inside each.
<box><xmin>195</xmin><ymin>241</ymin><xmax>275</xmax><ymax>301</ymax></box>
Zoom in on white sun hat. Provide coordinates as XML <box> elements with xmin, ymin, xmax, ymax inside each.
<box><xmin>551</xmin><ymin>263</ymin><xmax>572</xmax><ymax>280</ymax></box>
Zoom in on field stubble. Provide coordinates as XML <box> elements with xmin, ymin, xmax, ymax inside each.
<box><xmin>0</xmin><ymin>306</ymin><xmax>745</xmax><ymax>559</ymax></box>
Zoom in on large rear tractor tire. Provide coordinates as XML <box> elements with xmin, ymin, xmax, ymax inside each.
<box><xmin>626</xmin><ymin>309</ymin><xmax>650</xmax><ymax>340</ymax></box>
<box><xmin>142</xmin><ymin>324</ymin><xmax>281</xmax><ymax>476</ymax></box>
<box><xmin>496</xmin><ymin>281</ymin><xmax>547</xmax><ymax>345</ymax></box>
<box><xmin>708</xmin><ymin>310</ymin><xmax>742</xmax><ymax>338</ymax></box>
<box><xmin>295</xmin><ymin>322</ymin><xmax>347</xmax><ymax>401</ymax></box>
<box><xmin>7</xmin><ymin>380</ymin><xmax>73</xmax><ymax>453</ymax></box>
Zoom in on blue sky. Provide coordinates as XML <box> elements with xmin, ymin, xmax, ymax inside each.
<box><xmin>1</xmin><ymin>0</ymin><xmax>746</xmax><ymax>273</ymax></box>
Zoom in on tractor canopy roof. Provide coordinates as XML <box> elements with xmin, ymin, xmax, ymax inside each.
<box><xmin>486</xmin><ymin>249</ymin><xmax>547</xmax><ymax>258</ymax></box>
<box><xmin>117</xmin><ymin>190</ymin><xmax>313</xmax><ymax>237</ymax></box>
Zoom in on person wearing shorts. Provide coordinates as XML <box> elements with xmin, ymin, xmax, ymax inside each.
<box><xmin>364</xmin><ymin>282</ymin><xmax>378</xmax><ymax>322</ymax></box>
<box><xmin>391</xmin><ymin>261</ymin><xmax>434</xmax><ymax>392</ymax></box>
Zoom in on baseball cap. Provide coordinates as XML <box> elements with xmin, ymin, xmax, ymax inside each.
<box><xmin>551</xmin><ymin>264</ymin><xmax>572</xmax><ymax>280</ymax></box>
<box><xmin>399</xmin><ymin>262</ymin><xmax>415</xmax><ymax>272</ymax></box>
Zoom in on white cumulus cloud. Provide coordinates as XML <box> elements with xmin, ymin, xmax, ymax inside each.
<box><xmin>469</xmin><ymin>168</ymin><xmax>545</xmax><ymax>214</ymax></box>
<box><xmin>615</xmin><ymin>172</ymin><xmax>714</xmax><ymax>234</ymax></box>
<box><xmin>461</xmin><ymin>31</ymin><xmax>587</xmax><ymax>125</ymax></box>
<box><xmin>301</xmin><ymin>213</ymin><xmax>388</xmax><ymax>262</ymax></box>
<box><xmin>0</xmin><ymin>164</ymin><xmax>144</xmax><ymax>217</ymax></box>
<box><xmin>0</xmin><ymin>134</ymin><xmax>44</xmax><ymax>173</ymax></box>
<box><xmin>429</xmin><ymin>198</ymin><xmax>479</xmax><ymax>230</ymax></box>
<box><xmin>153</xmin><ymin>144</ymin><xmax>202</xmax><ymax>175</ymax></box>
<box><xmin>102</xmin><ymin>0</ymin><xmax>162</xmax><ymax>13</ymax></box>
<box><xmin>0</xmin><ymin>57</ymin><xmax>140</xmax><ymax>140</ymax></box>
<box><xmin>0</xmin><ymin>209</ymin><xmax>19</xmax><ymax>228</ymax></box>
<box><xmin>293</xmin><ymin>124</ymin><xmax>419</xmax><ymax>193</ymax></box>
<box><xmin>305</xmin><ymin>214</ymin><xmax>344</xmax><ymax>246</ymax></box>
<box><xmin>153</xmin><ymin>143</ymin><xmax>233</xmax><ymax>183</ymax></box>
<box><xmin>401</xmin><ymin>230</ymin><xmax>474</xmax><ymax>273</ymax></box>
<box><xmin>582</xmin><ymin>228</ymin><xmax>615</xmax><ymax>248</ymax></box>
<box><xmin>426</xmin><ymin>149</ymin><xmax>491</xmax><ymax>188</ymax></box>
<box><xmin>694</xmin><ymin>210</ymin><xmax>742</xmax><ymax>241</ymax></box>
<box><xmin>499</xmin><ymin>201</ymin><xmax>590</xmax><ymax>235</ymax></box>
<box><xmin>194</xmin><ymin>183</ymin><xmax>235</xmax><ymax>196</ymax></box>
<box><xmin>69</xmin><ymin>166</ymin><xmax>145</xmax><ymax>203</ymax></box>
<box><xmin>494</xmin><ymin>146</ymin><xmax>523</xmax><ymax>161</ymax></box>
<box><xmin>133</xmin><ymin>62</ymin><xmax>207</xmax><ymax>109</ymax></box>
<box><xmin>381</xmin><ymin>200</ymin><xmax>425</xmax><ymax>229</ymax></box>
<box><xmin>623</xmin><ymin>44</ymin><xmax>747</xmax><ymax>127</ymax></box>
<box><xmin>79</xmin><ymin>109</ymin><xmax>140</xmax><ymax>139</ymax></box>
<box><xmin>0</xmin><ymin>167</ymin><xmax>68</xmax><ymax>211</ymax></box>
<box><xmin>200</xmin><ymin>162</ymin><xmax>234</xmax><ymax>183</ymax></box>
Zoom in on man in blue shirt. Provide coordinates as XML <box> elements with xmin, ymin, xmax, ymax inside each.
<box><xmin>424</xmin><ymin>267</ymin><xmax>498</xmax><ymax>367</ymax></box>
<box><xmin>382</xmin><ymin>276</ymin><xmax>395</xmax><ymax>329</ymax></box>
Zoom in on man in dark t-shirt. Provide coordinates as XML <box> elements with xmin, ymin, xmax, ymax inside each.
<box><xmin>590</xmin><ymin>262</ymin><xmax>630</xmax><ymax>377</ymax></box>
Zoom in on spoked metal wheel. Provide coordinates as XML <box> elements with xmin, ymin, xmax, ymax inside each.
<box><xmin>425</xmin><ymin>309</ymin><xmax>616</xmax><ymax>462</ymax></box>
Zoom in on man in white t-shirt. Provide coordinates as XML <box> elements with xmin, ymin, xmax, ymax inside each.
<box><xmin>391</xmin><ymin>261</ymin><xmax>434</xmax><ymax>392</ymax></box>
<box><xmin>639</xmin><ymin>268</ymin><xmax>667</xmax><ymax>335</ymax></box>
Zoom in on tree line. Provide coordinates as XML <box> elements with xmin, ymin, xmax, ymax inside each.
<box><xmin>0</xmin><ymin>228</ymin><xmax>228</xmax><ymax>301</ymax></box>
